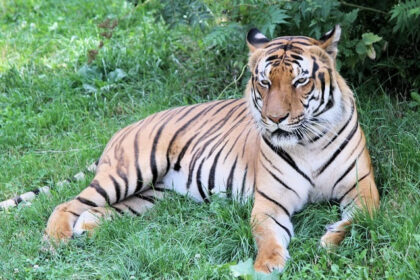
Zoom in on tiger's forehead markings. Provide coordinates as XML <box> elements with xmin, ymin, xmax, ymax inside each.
<box><xmin>254</xmin><ymin>37</ymin><xmax>319</xmax><ymax>78</ymax></box>
<box><xmin>265</xmin><ymin>36</ymin><xmax>320</xmax><ymax>55</ymax></box>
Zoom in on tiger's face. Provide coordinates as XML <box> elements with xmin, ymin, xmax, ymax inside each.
<box><xmin>246</xmin><ymin>26</ymin><xmax>344</xmax><ymax>147</ymax></box>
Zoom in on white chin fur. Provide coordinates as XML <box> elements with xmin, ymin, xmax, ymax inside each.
<box><xmin>267</xmin><ymin>133</ymin><xmax>299</xmax><ymax>147</ymax></box>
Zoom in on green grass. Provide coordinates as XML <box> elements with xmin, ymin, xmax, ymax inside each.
<box><xmin>0</xmin><ymin>0</ymin><xmax>419</xmax><ymax>279</ymax></box>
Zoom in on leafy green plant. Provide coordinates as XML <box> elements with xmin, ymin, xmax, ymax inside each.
<box><xmin>155</xmin><ymin>0</ymin><xmax>420</xmax><ymax>97</ymax></box>
<box><xmin>390</xmin><ymin>0</ymin><xmax>420</xmax><ymax>41</ymax></box>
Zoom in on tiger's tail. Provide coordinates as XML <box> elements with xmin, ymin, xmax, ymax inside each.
<box><xmin>0</xmin><ymin>161</ymin><xmax>98</xmax><ymax>211</ymax></box>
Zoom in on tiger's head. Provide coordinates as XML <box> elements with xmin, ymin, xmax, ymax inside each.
<box><xmin>246</xmin><ymin>25</ymin><xmax>351</xmax><ymax>147</ymax></box>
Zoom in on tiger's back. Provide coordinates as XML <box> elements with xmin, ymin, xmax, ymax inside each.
<box><xmin>97</xmin><ymin>98</ymin><xmax>259</xmax><ymax>204</ymax></box>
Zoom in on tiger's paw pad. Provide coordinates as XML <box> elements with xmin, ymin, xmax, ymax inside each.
<box><xmin>254</xmin><ymin>246</ymin><xmax>289</xmax><ymax>274</ymax></box>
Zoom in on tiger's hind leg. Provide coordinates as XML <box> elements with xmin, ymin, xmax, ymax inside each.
<box><xmin>45</xmin><ymin>163</ymin><xmax>166</xmax><ymax>241</ymax></box>
<box><xmin>73</xmin><ymin>188</ymin><xmax>165</xmax><ymax>236</ymax></box>
<box><xmin>321</xmin><ymin>170</ymin><xmax>379</xmax><ymax>248</ymax></box>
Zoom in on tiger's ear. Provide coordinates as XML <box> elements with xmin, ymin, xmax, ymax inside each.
<box><xmin>319</xmin><ymin>25</ymin><xmax>341</xmax><ymax>59</ymax></box>
<box><xmin>247</xmin><ymin>28</ymin><xmax>269</xmax><ymax>53</ymax></box>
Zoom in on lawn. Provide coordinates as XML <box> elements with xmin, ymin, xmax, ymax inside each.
<box><xmin>0</xmin><ymin>0</ymin><xmax>419</xmax><ymax>279</ymax></box>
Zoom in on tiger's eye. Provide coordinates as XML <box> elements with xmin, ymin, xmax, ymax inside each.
<box><xmin>297</xmin><ymin>78</ymin><xmax>307</xmax><ymax>84</ymax></box>
<box><xmin>260</xmin><ymin>80</ymin><xmax>270</xmax><ymax>86</ymax></box>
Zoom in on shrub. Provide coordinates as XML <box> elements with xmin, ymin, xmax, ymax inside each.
<box><xmin>155</xmin><ymin>0</ymin><xmax>420</xmax><ymax>98</ymax></box>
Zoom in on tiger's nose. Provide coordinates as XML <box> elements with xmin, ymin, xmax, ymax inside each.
<box><xmin>268</xmin><ymin>113</ymin><xmax>289</xmax><ymax>124</ymax></box>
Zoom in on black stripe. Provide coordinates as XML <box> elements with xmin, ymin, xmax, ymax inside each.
<box><xmin>312</xmin><ymin>72</ymin><xmax>326</xmax><ymax>115</ymax></box>
<box><xmin>331</xmin><ymin>147</ymin><xmax>366</xmax><ymax>196</ymax></box>
<box><xmin>173</xmin><ymin>133</ymin><xmax>199</xmax><ymax>171</ymax></box>
<box><xmin>257</xmin><ymin>189</ymin><xmax>290</xmax><ymax>217</ymax></box>
<box><xmin>261</xmin><ymin>150</ymin><xmax>282</xmax><ymax>175</ymax></box>
<box><xmin>212</xmin><ymin>99</ymin><xmax>240</xmax><ymax>116</ymax></box>
<box><xmin>226</xmin><ymin>157</ymin><xmax>238</xmax><ymax>198</ymax></box>
<box><xmin>223</xmin><ymin>124</ymin><xmax>247</xmax><ymax>162</ymax></box>
<box><xmin>347</xmin><ymin>135</ymin><xmax>364</xmax><ymax>162</ymax></box>
<box><xmin>337</xmin><ymin>171</ymin><xmax>371</xmax><ymax>203</ymax></box>
<box><xmin>109</xmin><ymin>124</ymin><xmax>139</xmax><ymax>154</ymax></box>
<box><xmin>292</xmin><ymin>41</ymin><xmax>311</xmax><ymax>46</ymax></box>
<box><xmin>290</xmin><ymin>54</ymin><xmax>303</xmax><ymax>60</ymax></box>
<box><xmin>305</xmin><ymin>83</ymin><xmax>315</xmax><ymax>99</ymax></box>
<box><xmin>90</xmin><ymin>180</ymin><xmax>110</xmax><ymax>205</ymax></box>
<box><xmin>185</xmin><ymin>102</ymin><xmax>245</xmax><ymax>191</ymax></box>
<box><xmin>111</xmin><ymin>205</ymin><xmax>124</xmax><ymax>215</ymax></box>
<box><xmin>90</xmin><ymin>208</ymin><xmax>103</xmax><ymax>215</ymax></box>
<box><xmin>109</xmin><ymin>175</ymin><xmax>121</xmax><ymax>202</ymax></box>
<box><xmin>186</xmin><ymin>133</ymin><xmax>221</xmax><ymax>190</ymax></box>
<box><xmin>117</xmin><ymin>169</ymin><xmax>129</xmax><ymax>199</ymax></box>
<box><xmin>125</xmin><ymin>205</ymin><xmax>140</xmax><ymax>215</ymax></box>
<box><xmin>133</xmin><ymin>129</ymin><xmax>144</xmax><ymax>193</ymax></box>
<box><xmin>148</xmin><ymin>110</ymin><xmax>174</xmax><ymax>138</ymax></box>
<box><xmin>261</xmin><ymin>161</ymin><xmax>300</xmax><ymax>198</ymax></box>
<box><xmin>208</xmin><ymin>142</ymin><xmax>228</xmax><ymax>191</ymax></box>
<box><xmin>252</xmin><ymin>174</ymin><xmax>256</xmax><ymax>194</ymax></box>
<box><xmin>67</xmin><ymin>211</ymin><xmax>80</xmax><ymax>217</ymax></box>
<box><xmin>175</xmin><ymin>104</ymin><xmax>200</xmax><ymax>123</ymax></box>
<box><xmin>208</xmin><ymin>108</ymin><xmax>247</xmax><ymax>157</ymax></box>
<box><xmin>196</xmin><ymin>159</ymin><xmax>209</xmax><ymax>203</ymax></box>
<box><xmin>167</xmin><ymin>101</ymin><xmax>227</xmax><ymax>171</ymax></box>
<box><xmin>242</xmin><ymin>129</ymin><xmax>252</xmax><ymax>157</ymax></box>
<box><xmin>341</xmin><ymin>197</ymin><xmax>356</xmax><ymax>210</ymax></box>
<box><xmin>191</xmin><ymin>102</ymin><xmax>245</xmax><ymax>153</ymax></box>
<box><xmin>263</xmin><ymin>137</ymin><xmax>314</xmax><ymax>186</ymax></box>
<box><xmin>266</xmin><ymin>55</ymin><xmax>278</xmax><ymax>61</ymax></box>
<box><xmin>76</xmin><ymin>196</ymin><xmax>98</xmax><ymax>207</ymax></box>
<box><xmin>240</xmin><ymin>165</ymin><xmax>248</xmax><ymax>197</ymax></box>
<box><xmin>265</xmin><ymin>41</ymin><xmax>285</xmax><ymax>48</ymax></box>
<box><xmin>316</xmin><ymin>122</ymin><xmax>359</xmax><ymax>176</ymax></box>
<box><xmin>292</xmin><ymin>60</ymin><xmax>301</xmax><ymax>67</ymax></box>
<box><xmin>13</xmin><ymin>196</ymin><xmax>22</xmax><ymax>205</ymax></box>
<box><xmin>311</xmin><ymin>59</ymin><xmax>319</xmax><ymax>78</ymax></box>
<box><xmin>150</xmin><ymin>123</ymin><xmax>167</xmax><ymax>185</ymax></box>
<box><xmin>313</xmin><ymin>68</ymin><xmax>335</xmax><ymax>118</ymax></box>
<box><xmin>267</xmin><ymin>44</ymin><xmax>304</xmax><ymax>54</ymax></box>
<box><xmin>292</xmin><ymin>36</ymin><xmax>313</xmax><ymax>41</ymax></box>
<box><xmin>323</xmin><ymin>102</ymin><xmax>355</xmax><ymax>150</ymax></box>
<box><xmin>265</xmin><ymin>213</ymin><xmax>292</xmax><ymax>240</ymax></box>
<box><xmin>252</xmin><ymin>90</ymin><xmax>261</xmax><ymax>111</ymax></box>
<box><xmin>307</xmin><ymin>90</ymin><xmax>320</xmax><ymax>104</ymax></box>
<box><xmin>308</xmin><ymin>128</ymin><xmax>328</xmax><ymax>143</ymax></box>
<box><xmin>32</xmin><ymin>188</ymin><xmax>41</xmax><ymax>195</ymax></box>
<box><xmin>135</xmin><ymin>194</ymin><xmax>155</xmax><ymax>204</ymax></box>
<box><xmin>331</xmin><ymin>161</ymin><xmax>356</xmax><ymax>196</ymax></box>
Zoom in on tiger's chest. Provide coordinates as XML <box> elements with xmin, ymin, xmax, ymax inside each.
<box><xmin>269</xmin><ymin>137</ymin><xmax>365</xmax><ymax>204</ymax></box>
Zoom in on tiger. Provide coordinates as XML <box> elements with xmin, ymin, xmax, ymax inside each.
<box><xmin>1</xmin><ymin>25</ymin><xmax>379</xmax><ymax>273</ymax></box>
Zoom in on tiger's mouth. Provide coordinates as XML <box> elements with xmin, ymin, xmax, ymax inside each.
<box><xmin>272</xmin><ymin>128</ymin><xmax>292</xmax><ymax>138</ymax></box>
<box><xmin>270</xmin><ymin>127</ymin><xmax>303</xmax><ymax>143</ymax></box>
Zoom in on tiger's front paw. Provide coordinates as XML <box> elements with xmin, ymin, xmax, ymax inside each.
<box><xmin>254</xmin><ymin>244</ymin><xmax>289</xmax><ymax>274</ymax></box>
<box><xmin>320</xmin><ymin>220</ymin><xmax>350</xmax><ymax>248</ymax></box>
<box><xmin>45</xmin><ymin>202</ymin><xmax>77</xmax><ymax>241</ymax></box>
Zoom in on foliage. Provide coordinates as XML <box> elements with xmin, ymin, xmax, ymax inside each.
<box><xmin>157</xmin><ymin>0</ymin><xmax>420</xmax><ymax>97</ymax></box>
<box><xmin>390</xmin><ymin>0</ymin><xmax>420</xmax><ymax>40</ymax></box>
